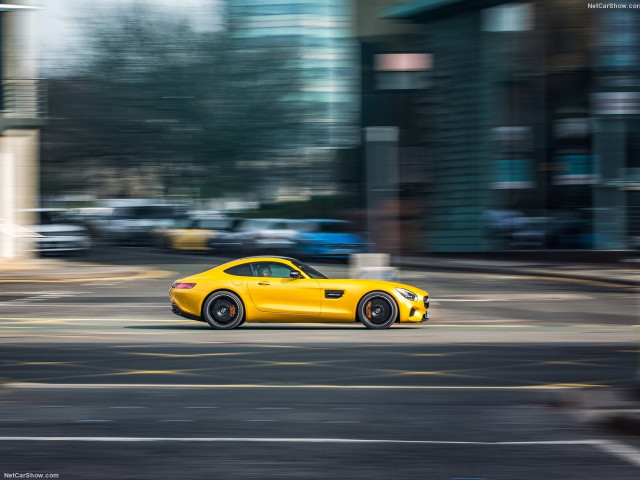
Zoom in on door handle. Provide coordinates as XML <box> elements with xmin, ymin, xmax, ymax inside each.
<box><xmin>257</xmin><ymin>281</ymin><xmax>271</xmax><ymax>285</ymax></box>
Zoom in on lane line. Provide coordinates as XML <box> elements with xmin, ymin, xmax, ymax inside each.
<box><xmin>1</xmin><ymin>434</ymin><xmax>638</xmax><ymax>467</ymax></box>
<box><xmin>4</xmin><ymin>382</ymin><xmax>606</xmax><ymax>390</ymax></box>
<box><xmin>73</xmin><ymin>420</ymin><xmax>113</xmax><ymax>423</ymax></box>
<box><xmin>0</xmin><ymin>436</ymin><xmax>614</xmax><ymax>445</ymax></box>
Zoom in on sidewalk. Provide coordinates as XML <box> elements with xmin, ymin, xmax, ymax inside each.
<box><xmin>393</xmin><ymin>255</ymin><xmax>639</xmax><ymax>287</ymax></box>
<box><xmin>0</xmin><ymin>258</ymin><xmax>163</xmax><ymax>282</ymax></box>
<box><xmin>0</xmin><ymin>253</ymin><xmax>637</xmax><ymax>285</ymax></box>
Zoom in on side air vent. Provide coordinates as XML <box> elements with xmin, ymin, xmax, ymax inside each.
<box><xmin>325</xmin><ymin>290</ymin><xmax>345</xmax><ymax>299</ymax></box>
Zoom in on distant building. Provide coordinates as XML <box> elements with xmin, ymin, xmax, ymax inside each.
<box><xmin>227</xmin><ymin>0</ymin><xmax>360</xmax><ymax>201</ymax></box>
<box><xmin>0</xmin><ymin>2</ymin><xmax>45</xmax><ymax>258</ymax></box>
<box><xmin>383</xmin><ymin>0</ymin><xmax>640</xmax><ymax>251</ymax></box>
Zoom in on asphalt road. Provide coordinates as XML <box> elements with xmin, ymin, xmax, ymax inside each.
<box><xmin>0</xmin><ymin>247</ymin><xmax>638</xmax><ymax>479</ymax></box>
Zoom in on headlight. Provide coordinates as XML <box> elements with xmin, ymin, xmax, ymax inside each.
<box><xmin>395</xmin><ymin>287</ymin><xmax>418</xmax><ymax>301</ymax></box>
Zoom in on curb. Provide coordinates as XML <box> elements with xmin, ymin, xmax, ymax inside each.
<box><xmin>0</xmin><ymin>266</ymin><xmax>173</xmax><ymax>283</ymax></box>
<box><xmin>393</xmin><ymin>258</ymin><xmax>639</xmax><ymax>288</ymax></box>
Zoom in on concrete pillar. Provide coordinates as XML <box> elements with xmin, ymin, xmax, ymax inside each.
<box><xmin>0</xmin><ymin>129</ymin><xmax>39</xmax><ymax>258</ymax></box>
<box><xmin>593</xmin><ymin>118</ymin><xmax>627</xmax><ymax>249</ymax></box>
<box><xmin>364</xmin><ymin>126</ymin><xmax>400</xmax><ymax>256</ymax></box>
<box><xmin>3</xmin><ymin>3</ymin><xmax>37</xmax><ymax>79</ymax></box>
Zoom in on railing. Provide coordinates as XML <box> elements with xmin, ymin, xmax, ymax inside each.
<box><xmin>1</xmin><ymin>78</ymin><xmax>47</xmax><ymax>118</ymax></box>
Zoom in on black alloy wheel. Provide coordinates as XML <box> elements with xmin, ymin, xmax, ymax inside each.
<box><xmin>357</xmin><ymin>291</ymin><xmax>398</xmax><ymax>329</ymax></box>
<box><xmin>203</xmin><ymin>291</ymin><xmax>245</xmax><ymax>330</ymax></box>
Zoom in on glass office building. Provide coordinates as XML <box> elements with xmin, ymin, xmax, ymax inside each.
<box><xmin>227</xmin><ymin>0</ymin><xmax>359</xmax><ymax>149</ymax></box>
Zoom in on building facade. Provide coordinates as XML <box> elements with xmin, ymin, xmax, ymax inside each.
<box><xmin>385</xmin><ymin>0</ymin><xmax>640</xmax><ymax>252</ymax></box>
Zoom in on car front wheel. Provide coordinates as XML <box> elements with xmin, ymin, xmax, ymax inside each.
<box><xmin>203</xmin><ymin>291</ymin><xmax>245</xmax><ymax>330</ymax></box>
<box><xmin>357</xmin><ymin>292</ymin><xmax>398</xmax><ymax>329</ymax></box>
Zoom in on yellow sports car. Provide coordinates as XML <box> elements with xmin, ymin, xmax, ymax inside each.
<box><xmin>170</xmin><ymin>256</ymin><xmax>429</xmax><ymax>329</ymax></box>
<box><xmin>159</xmin><ymin>217</ymin><xmax>236</xmax><ymax>251</ymax></box>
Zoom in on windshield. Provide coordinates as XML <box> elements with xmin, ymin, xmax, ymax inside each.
<box><xmin>39</xmin><ymin>210</ymin><xmax>69</xmax><ymax>225</ymax></box>
<box><xmin>292</xmin><ymin>260</ymin><xmax>328</xmax><ymax>279</ymax></box>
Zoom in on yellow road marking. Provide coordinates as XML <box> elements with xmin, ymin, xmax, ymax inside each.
<box><xmin>267</xmin><ymin>362</ymin><xmax>314</xmax><ymax>366</ymax></box>
<box><xmin>12</xmin><ymin>362</ymin><xmax>73</xmax><ymax>366</ymax></box>
<box><xmin>535</xmin><ymin>361</ymin><xmax>601</xmax><ymax>366</ymax></box>
<box><xmin>129</xmin><ymin>352</ymin><xmax>246</xmax><ymax>358</ymax></box>
<box><xmin>106</xmin><ymin>370</ymin><xmax>187</xmax><ymax>376</ymax></box>
<box><xmin>5</xmin><ymin>382</ymin><xmax>607</xmax><ymax>390</ymax></box>
<box><xmin>403</xmin><ymin>371</ymin><xmax>444</xmax><ymax>375</ymax></box>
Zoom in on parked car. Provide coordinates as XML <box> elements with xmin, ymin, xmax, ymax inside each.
<box><xmin>158</xmin><ymin>216</ymin><xmax>239</xmax><ymax>252</ymax></box>
<box><xmin>210</xmin><ymin>218</ymin><xmax>304</xmax><ymax>255</ymax></box>
<box><xmin>295</xmin><ymin>219</ymin><xmax>370</xmax><ymax>258</ymax></box>
<box><xmin>23</xmin><ymin>208</ymin><xmax>90</xmax><ymax>256</ymax></box>
<box><xmin>88</xmin><ymin>199</ymin><xmax>187</xmax><ymax>246</ymax></box>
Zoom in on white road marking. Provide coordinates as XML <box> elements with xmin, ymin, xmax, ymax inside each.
<box><xmin>245</xmin><ymin>420</ymin><xmax>278</xmax><ymax>422</ymax></box>
<box><xmin>5</xmin><ymin>382</ymin><xmax>606</xmax><ymax>391</ymax></box>
<box><xmin>73</xmin><ymin>420</ymin><xmax>113</xmax><ymax>423</ymax></box>
<box><xmin>593</xmin><ymin>440</ymin><xmax>640</xmax><ymax>469</ymax></box>
<box><xmin>0</xmin><ymin>291</ymin><xmax>89</xmax><ymax>304</ymax></box>
<box><xmin>435</xmin><ymin>294</ymin><xmax>591</xmax><ymax>302</ymax></box>
<box><xmin>0</xmin><ymin>434</ymin><xmax>638</xmax><ymax>467</ymax></box>
<box><xmin>0</xmin><ymin>436</ymin><xmax>621</xmax><ymax>446</ymax></box>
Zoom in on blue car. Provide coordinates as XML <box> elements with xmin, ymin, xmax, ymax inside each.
<box><xmin>296</xmin><ymin>219</ymin><xmax>370</xmax><ymax>259</ymax></box>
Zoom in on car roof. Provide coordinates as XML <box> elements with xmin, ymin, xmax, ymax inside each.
<box><xmin>238</xmin><ymin>255</ymin><xmax>301</xmax><ymax>263</ymax></box>
<box><xmin>302</xmin><ymin>219</ymin><xmax>349</xmax><ymax>223</ymax></box>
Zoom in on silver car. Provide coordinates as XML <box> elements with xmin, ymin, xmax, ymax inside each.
<box><xmin>25</xmin><ymin>208</ymin><xmax>91</xmax><ymax>255</ymax></box>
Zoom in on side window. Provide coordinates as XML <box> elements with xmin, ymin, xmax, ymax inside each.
<box><xmin>250</xmin><ymin>262</ymin><xmax>296</xmax><ymax>278</ymax></box>
<box><xmin>224</xmin><ymin>264</ymin><xmax>253</xmax><ymax>277</ymax></box>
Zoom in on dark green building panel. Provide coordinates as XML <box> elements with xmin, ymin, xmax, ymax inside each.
<box><xmin>420</xmin><ymin>10</ymin><xmax>493</xmax><ymax>252</ymax></box>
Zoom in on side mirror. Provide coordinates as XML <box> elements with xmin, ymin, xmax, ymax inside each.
<box><xmin>290</xmin><ymin>270</ymin><xmax>302</xmax><ymax>279</ymax></box>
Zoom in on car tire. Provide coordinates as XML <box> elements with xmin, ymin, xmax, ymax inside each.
<box><xmin>202</xmin><ymin>290</ymin><xmax>245</xmax><ymax>330</ymax></box>
<box><xmin>357</xmin><ymin>291</ymin><xmax>398</xmax><ymax>329</ymax></box>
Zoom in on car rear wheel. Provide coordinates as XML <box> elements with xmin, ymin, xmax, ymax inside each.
<box><xmin>203</xmin><ymin>291</ymin><xmax>245</xmax><ymax>330</ymax></box>
<box><xmin>357</xmin><ymin>292</ymin><xmax>398</xmax><ymax>329</ymax></box>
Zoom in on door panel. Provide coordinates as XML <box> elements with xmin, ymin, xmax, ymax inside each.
<box><xmin>247</xmin><ymin>277</ymin><xmax>321</xmax><ymax>315</ymax></box>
